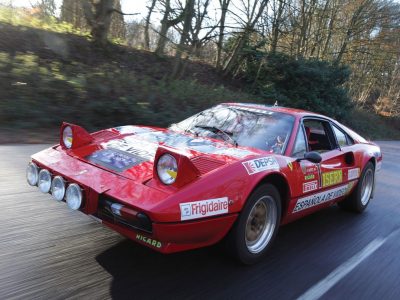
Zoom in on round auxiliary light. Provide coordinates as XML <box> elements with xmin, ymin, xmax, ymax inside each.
<box><xmin>38</xmin><ymin>169</ymin><xmax>52</xmax><ymax>193</ymax></box>
<box><xmin>26</xmin><ymin>162</ymin><xmax>39</xmax><ymax>186</ymax></box>
<box><xmin>51</xmin><ymin>176</ymin><xmax>65</xmax><ymax>201</ymax></box>
<box><xmin>157</xmin><ymin>154</ymin><xmax>178</xmax><ymax>185</ymax></box>
<box><xmin>66</xmin><ymin>184</ymin><xmax>83</xmax><ymax>210</ymax></box>
<box><xmin>62</xmin><ymin>126</ymin><xmax>73</xmax><ymax>148</ymax></box>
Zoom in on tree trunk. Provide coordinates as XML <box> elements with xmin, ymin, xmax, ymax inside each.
<box><xmin>216</xmin><ymin>0</ymin><xmax>230</xmax><ymax>70</ymax></box>
<box><xmin>144</xmin><ymin>0</ymin><xmax>157</xmax><ymax>50</ymax></box>
<box><xmin>172</xmin><ymin>0</ymin><xmax>195</xmax><ymax>78</ymax></box>
<box><xmin>82</xmin><ymin>0</ymin><xmax>114</xmax><ymax>46</ymax></box>
<box><xmin>155</xmin><ymin>0</ymin><xmax>172</xmax><ymax>56</ymax></box>
<box><xmin>270</xmin><ymin>0</ymin><xmax>285</xmax><ymax>54</ymax></box>
<box><xmin>222</xmin><ymin>0</ymin><xmax>268</xmax><ymax>76</ymax></box>
<box><xmin>222</xmin><ymin>30</ymin><xmax>249</xmax><ymax>76</ymax></box>
<box><xmin>334</xmin><ymin>0</ymin><xmax>371</xmax><ymax>65</ymax></box>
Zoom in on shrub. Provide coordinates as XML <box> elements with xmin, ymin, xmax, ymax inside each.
<box><xmin>240</xmin><ymin>52</ymin><xmax>353</xmax><ymax>120</ymax></box>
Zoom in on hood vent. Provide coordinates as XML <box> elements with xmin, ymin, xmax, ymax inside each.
<box><xmin>190</xmin><ymin>156</ymin><xmax>226</xmax><ymax>175</ymax></box>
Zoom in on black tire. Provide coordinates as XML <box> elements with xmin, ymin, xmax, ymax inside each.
<box><xmin>338</xmin><ymin>162</ymin><xmax>375</xmax><ymax>213</ymax></box>
<box><xmin>226</xmin><ymin>184</ymin><xmax>281</xmax><ymax>265</ymax></box>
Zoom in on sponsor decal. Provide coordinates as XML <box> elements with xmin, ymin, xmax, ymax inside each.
<box><xmin>114</xmin><ymin>126</ymin><xmax>153</xmax><ymax>134</ymax></box>
<box><xmin>304</xmin><ymin>174</ymin><xmax>315</xmax><ymax>180</ymax></box>
<box><xmin>287</xmin><ymin>162</ymin><xmax>293</xmax><ymax>171</ymax></box>
<box><xmin>136</xmin><ymin>234</ymin><xmax>162</xmax><ymax>249</ymax></box>
<box><xmin>139</xmin><ymin>131</ymin><xmax>255</xmax><ymax>158</ymax></box>
<box><xmin>180</xmin><ymin>197</ymin><xmax>229</xmax><ymax>221</ymax></box>
<box><xmin>300</xmin><ymin>162</ymin><xmax>318</xmax><ymax>174</ymax></box>
<box><xmin>105</xmin><ymin>137</ymin><xmax>157</xmax><ymax>161</ymax></box>
<box><xmin>293</xmin><ymin>184</ymin><xmax>349</xmax><ymax>213</ymax></box>
<box><xmin>214</xmin><ymin>147</ymin><xmax>255</xmax><ymax>158</ymax></box>
<box><xmin>303</xmin><ymin>180</ymin><xmax>318</xmax><ymax>193</ymax></box>
<box><xmin>86</xmin><ymin>148</ymin><xmax>146</xmax><ymax>172</ymax></box>
<box><xmin>322</xmin><ymin>170</ymin><xmax>343</xmax><ymax>187</ymax></box>
<box><xmin>242</xmin><ymin>157</ymin><xmax>280</xmax><ymax>175</ymax></box>
<box><xmin>348</xmin><ymin>168</ymin><xmax>360</xmax><ymax>180</ymax></box>
<box><xmin>105</xmin><ymin>131</ymin><xmax>256</xmax><ymax>160</ymax></box>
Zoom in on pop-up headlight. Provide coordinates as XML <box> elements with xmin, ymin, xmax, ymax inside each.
<box><xmin>157</xmin><ymin>154</ymin><xmax>178</xmax><ymax>185</ymax></box>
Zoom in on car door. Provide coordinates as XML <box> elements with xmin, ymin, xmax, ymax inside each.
<box><xmin>288</xmin><ymin>117</ymin><xmax>356</xmax><ymax>216</ymax></box>
<box><xmin>304</xmin><ymin>118</ymin><xmax>357</xmax><ymax>198</ymax></box>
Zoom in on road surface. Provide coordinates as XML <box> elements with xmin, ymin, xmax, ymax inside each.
<box><xmin>0</xmin><ymin>142</ymin><xmax>399</xmax><ymax>299</ymax></box>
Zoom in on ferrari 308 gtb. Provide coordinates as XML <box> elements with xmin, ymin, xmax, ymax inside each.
<box><xmin>26</xmin><ymin>103</ymin><xmax>382</xmax><ymax>264</ymax></box>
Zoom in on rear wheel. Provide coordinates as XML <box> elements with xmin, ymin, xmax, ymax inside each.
<box><xmin>226</xmin><ymin>184</ymin><xmax>281</xmax><ymax>264</ymax></box>
<box><xmin>338</xmin><ymin>162</ymin><xmax>375</xmax><ymax>213</ymax></box>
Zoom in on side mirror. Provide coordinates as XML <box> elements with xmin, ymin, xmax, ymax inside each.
<box><xmin>296</xmin><ymin>151</ymin><xmax>322</xmax><ymax>164</ymax></box>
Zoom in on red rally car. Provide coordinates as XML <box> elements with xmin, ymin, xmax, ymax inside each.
<box><xmin>26</xmin><ymin>103</ymin><xmax>382</xmax><ymax>264</ymax></box>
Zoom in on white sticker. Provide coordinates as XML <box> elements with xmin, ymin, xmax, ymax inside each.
<box><xmin>293</xmin><ymin>184</ymin><xmax>349</xmax><ymax>213</ymax></box>
<box><xmin>180</xmin><ymin>197</ymin><xmax>229</xmax><ymax>221</ymax></box>
<box><xmin>242</xmin><ymin>157</ymin><xmax>279</xmax><ymax>175</ymax></box>
<box><xmin>303</xmin><ymin>180</ymin><xmax>318</xmax><ymax>193</ymax></box>
<box><xmin>348</xmin><ymin>168</ymin><xmax>360</xmax><ymax>180</ymax></box>
<box><xmin>104</xmin><ymin>137</ymin><xmax>158</xmax><ymax>160</ymax></box>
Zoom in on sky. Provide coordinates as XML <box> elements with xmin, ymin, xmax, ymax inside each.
<box><xmin>2</xmin><ymin>0</ymin><xmax>150</xmax><ymax>20</ymax></box>
<box><xmin>0</xmin><ymin>0</ymin><xmax>231</xmax><ymax>25</ymax></box>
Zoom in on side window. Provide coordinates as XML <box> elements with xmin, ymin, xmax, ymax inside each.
<box><xmin>332</xmin><ymin>125</ymin><xmax>353</xmax><ymax>147</ymax></box>
<box><xmin>303</xmin><ymin>119</ymin><xmax>334</xmax><ymax>152</ymax></box>
<box><xmin>292</xmin><ymin>126</ymin><xmax>307</xmax><ymax>158</ymax></box>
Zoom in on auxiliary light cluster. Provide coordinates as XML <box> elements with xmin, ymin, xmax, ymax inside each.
<box><xmin>26</xmin><ymin>162</ymin><xmax>83</xmax><ymax>210</ymax></box>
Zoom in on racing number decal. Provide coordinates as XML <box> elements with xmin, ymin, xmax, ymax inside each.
<box><xmin>322</xmin><ymin>170</ymin><xmax>343</xmax><ymax>187</ymax></box>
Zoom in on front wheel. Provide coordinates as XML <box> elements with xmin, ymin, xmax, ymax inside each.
<box><xmin>338</xmin><ymin>162</ymin><xmax>375</xmax><ymax>213</ymax></box>
<box><xmin>226</xmin><ymin>184</ymin><xmax>281</xmax><ymax>264</ymax></box>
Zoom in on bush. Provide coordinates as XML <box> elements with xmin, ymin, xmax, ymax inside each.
<box><xmin>0</xmin><ymin>52</ymin><xmax>257</xmax><ymax>131</ymax></box>
<box><xmin>342</xmin><ymin>108</ymin><xmax>400</xmax><ymax>140</ymax></box>
<box><xmin>240</xmin><ymin>52</ymin><xmax>352</xmax><ymax>120</ymax></box>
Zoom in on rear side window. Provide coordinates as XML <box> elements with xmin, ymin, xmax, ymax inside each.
<box><xmin>332</xmin><ymin>125</ymin><xmax>353</xmax><ymax>147</ymax></box>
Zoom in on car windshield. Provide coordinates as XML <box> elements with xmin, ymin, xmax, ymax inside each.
<box><xmin>170</xmin><ymin>105</ymin><xmax>295</xmax><ymax>154</ymax></box>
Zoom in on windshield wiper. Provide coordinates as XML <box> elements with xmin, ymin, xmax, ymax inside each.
<box><xmin>194</xmin><ymin>125</ymin><xmax>238</xmax><ymax>147</ymax></box>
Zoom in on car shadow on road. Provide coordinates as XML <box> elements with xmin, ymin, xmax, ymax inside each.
<box><xmin>95</xmin><ymin>205</ymin><xmax>380</xmax><ymax>300</ymax></box>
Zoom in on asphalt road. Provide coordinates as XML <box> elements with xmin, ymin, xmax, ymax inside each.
<box><xmin>0</xmin><ymin>142</ymin><xmax>399</xmax><ymax>300</ymax></box>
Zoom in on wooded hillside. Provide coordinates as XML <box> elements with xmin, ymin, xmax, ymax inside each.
<box><xmin>0</xmin><ymin>0</ymin><xmax>399</xmax><ymax>142</ymax></box>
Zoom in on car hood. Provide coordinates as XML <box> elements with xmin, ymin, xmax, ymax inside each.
<box><xmin>68</xmin><ymin>125</ymin><xmax>261</xmax><ymax>182</ymax></box>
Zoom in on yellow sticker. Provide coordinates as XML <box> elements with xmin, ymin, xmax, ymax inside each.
<box><xmin>288</xmin><ymin>162</ymin><xmax>293</xmax><ymax>171</ymax></box>
<box><xmin>166</xmin><ymin>169</ymin><xmax>177</xmax><ymax>179</ymax></box>
<box><xmin>322</xmin><ymin>170</ymin><xmax>343</xmax><ymax>187</ymax></box>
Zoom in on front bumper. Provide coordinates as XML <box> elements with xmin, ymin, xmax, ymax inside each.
<box><xmin>29</xmin><ymin>146</ymin><xmax>238</xmax><ymax>253</ymax></box>
<box><xmin>104</xmin><ymin>213</ymin><xmax>237</xmax><ymax>253</ymax></box>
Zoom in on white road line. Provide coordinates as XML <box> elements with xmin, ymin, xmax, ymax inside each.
<box><xmin>297</xmin><ymin>238</ymin><xmax>386</xmax><ymax>300</ymax></box>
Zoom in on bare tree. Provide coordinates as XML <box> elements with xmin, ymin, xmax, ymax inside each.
<box><xmin>82</xmin><ymin>0</ymin><xmax>114</xmax><ymax>45</ymax></box>
<box><xmin>334</xmin><ymin>0</ymin><xmax>375</xmax><ymax>65</ymax></box>
<box><xmin>222</xmin><ymin>0</ymin><xmax>269</xmax><ymax>76</ymax></box>
<box><xmin>155</xmin><ymin>0</ymin><xmax>184</xmax><ymax>55</ymax></box>
<box><xmin>172</xmin><ymin>0</ymin><xmax>195</xmax><ymax>78</ymax></box>
<box><xmin>62</xmin><ymin>0</ymin><xmax>127</xmax><ymax>42</ymax></box>
<box><xmin>270</xmin><ymin>0</ymin><xmax>287</xmax><ymax>54</ymax></box>
<box><xmin>144</xmin><ymin>0</ymin><xmax>157</xmax><ymax>50</ymax></box>
<box><xmin>216</xmin><ymin>0</ymin><xmax>231</xmax><ymax>69</ymax></box>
